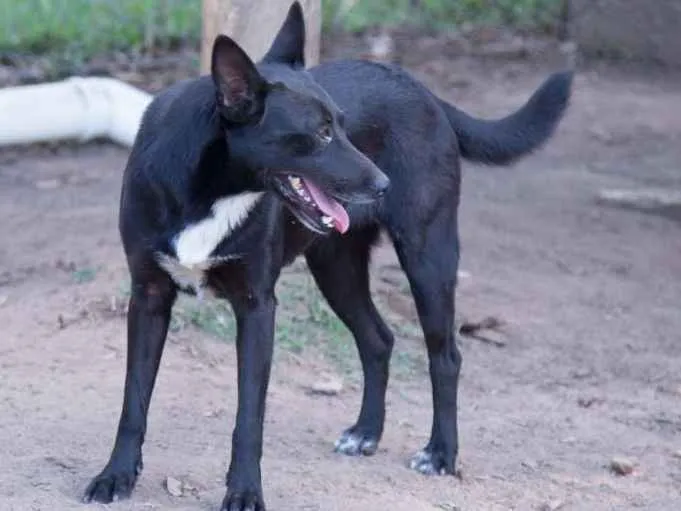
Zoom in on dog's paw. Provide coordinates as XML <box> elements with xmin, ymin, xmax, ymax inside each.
<box><xmin>82</xmin><ymin>466</ymin><xmax>139</xmax><ymax>504</ymax></box>
<box><xmin>409</xmin><ymin>449</ymin><xmax>456</xmax><ymax>476</ymax></box>
<box><xmin>334</xmin><ymin>428</ymin><xmax>379</xmax><ymax>456</ymax></box>
<box><xmin>221</xmin><ymin>490</ymin><xmax>266</xmax><ymax>511</ymax></box>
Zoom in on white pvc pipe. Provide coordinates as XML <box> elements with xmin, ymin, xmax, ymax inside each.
<box><xmin>0</xmin><ymin>77</ymin><xmax>152</xmax><ymax>148</ymax></box>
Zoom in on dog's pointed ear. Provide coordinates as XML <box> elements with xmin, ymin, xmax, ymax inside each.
<box><xmin>211</xmin><ymin>35</ymin><xmax>266</xmax><ymax>122</ymax></box>
<box><xmin>261</xmin><ymin>1</ymin><xmax>306</xmax><ymax>68</ymax></box>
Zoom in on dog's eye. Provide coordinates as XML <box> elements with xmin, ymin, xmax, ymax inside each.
<box><xmin>317</xmin><ymin>124</ymin><xmax>333</xmax><ymax>145</ymax></box>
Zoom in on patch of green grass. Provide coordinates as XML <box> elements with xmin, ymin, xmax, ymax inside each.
<box><xmin>166</xmin><ymin>266</ymin><xmax>427</xmax><ymax>379</ymax></box>
<box><xmin>110</xmin><ymin>259</ymin><xmax>424</xmax><ymax>378</ymax></box>
<box><xmin>172</xmin><ymin>297</ymin><xmax>237</xmax><ymax>338</ymax></box>
<box><xmin>166</xmin><ymin>270</ymin><xmax>360</xmax><ymax>372</ymax></box>
<box><xmin>71</xmin><ymin>266</ymin><xmax>98</xmax><ymax>284</ymax></box>
<box><xmin>0</xmin><ymin>0</ymin><xmax>201</xmax><ymax>59</ymax></box>
<box><xmin>275</xmin><ymin>270</ymin><xmax>360</xmax><ymax>374</ymax></box>
<box><xmin>323</xmin><ymin>0</ymin><xmax>562</xmax><ymax>33</ymax></box>
<box><xmin>2</xmin><ymin>0</ymin><xmax>563</xmax><ymax>61</ymax></box>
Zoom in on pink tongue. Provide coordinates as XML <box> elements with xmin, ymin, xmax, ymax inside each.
<box><xmin>302</xmin><ymin>179</ymin><xmax>350</xmax><ymax>233</ymax></box>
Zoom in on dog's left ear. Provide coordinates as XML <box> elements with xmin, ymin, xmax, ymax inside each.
<box><xmin>212</xmin><ymin>35</ymin><xmax>266</xmax><ymax>123</ymax></box>
<box><xmin>261</xmin><ymin>1</ymin><xmax>306</xmax><ymax>68</ymax></box>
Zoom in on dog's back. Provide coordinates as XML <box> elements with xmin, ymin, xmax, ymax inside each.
<box><xmin>310</xmin><ymin>59</ymin><xmax>571</xmax><ymax>172</ymax></box>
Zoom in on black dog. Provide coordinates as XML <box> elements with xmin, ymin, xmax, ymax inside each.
<box><xmin>83</xmin><ymin>3</ymin><xmax>572</xmax><ymax>509</ymax></box>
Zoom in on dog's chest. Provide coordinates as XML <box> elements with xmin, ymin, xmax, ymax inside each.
<box><xmin>156</xmin><ymin>192</ymin><xmax>263</xmax><ymax>294</ymax></box>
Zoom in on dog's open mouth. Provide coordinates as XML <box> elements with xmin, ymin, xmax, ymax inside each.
<box><xmin>271</xmin><ymin>174</ymin><xmax>350</xmax><ymax>234</ymax></box>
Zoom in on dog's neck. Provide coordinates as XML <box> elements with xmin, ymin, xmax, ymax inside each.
<box><xmin>173</xmin><ymin>131</ymin><xmax>268</xmax><ymax>268</ymax></box>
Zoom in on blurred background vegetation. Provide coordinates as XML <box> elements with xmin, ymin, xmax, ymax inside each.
<box><xmin>0</xmin><ymin>0</ymin><xmax>562</xmax><ymax>60</ymax></box>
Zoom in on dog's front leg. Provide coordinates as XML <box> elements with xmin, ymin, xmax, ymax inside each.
<box><xmin>221</xmin><ymin>294</ymin><xmax>275</xmax><ymax>511</ymax></box>
<box><xmin>84</xmin><ymin>276</ymin><xmax>176</xmax><ymax>504</ymax></box>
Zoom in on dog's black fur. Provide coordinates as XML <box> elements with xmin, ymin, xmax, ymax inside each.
<box><xmin>83</xmin><ymin>3</ymin><xmax>572</xmax><ymax>509</ymax></box>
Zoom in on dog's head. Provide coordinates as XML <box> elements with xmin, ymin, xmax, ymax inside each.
<box><xmin>210</xmin><ymin>2</ymin><xmax>389</xmax><ymax>235</ymax></box>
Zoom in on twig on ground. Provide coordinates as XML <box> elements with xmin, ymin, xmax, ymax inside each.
<box><xmin>458</xmin><ymin>316</ymin><xmax>508</xmax><ymax>348</ymax></box>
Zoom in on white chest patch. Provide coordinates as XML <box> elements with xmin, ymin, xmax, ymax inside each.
<box><xmin>175</xmin><ymin>191</ymin><xmax>264</xmax><ymax>267</ymax></box>
<box><xmin>156</xmin><ymin>191</ymin><xmax>264</xmax><ymax>293</ymax></box>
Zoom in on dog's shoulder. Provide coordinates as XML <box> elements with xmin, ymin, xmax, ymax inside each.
<box><xmin>143</xmin><ymin>77</ymin><xmax>216</xmax><ymax>132</ymax></box>
<box><xmin>128</xmin><ymin>77</ymin><xmax>221</xmax><ymax>188</ymax></box>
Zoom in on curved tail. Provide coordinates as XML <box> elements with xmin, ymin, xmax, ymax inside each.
<box><xmin>438</xmin><ymin>71</ymin><xmax>573</xmax><ymax>166</ymax></box>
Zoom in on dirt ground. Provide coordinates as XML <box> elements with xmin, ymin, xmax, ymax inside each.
<box><xmin>1</xmin><ymin>37</ymin><xmax>680</xmax><ymax>511</ymax></box>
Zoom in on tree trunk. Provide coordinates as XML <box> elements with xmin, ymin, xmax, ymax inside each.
<box><xmin>201</xmin><ymin>0</ymin><xmax>321</xmax><ymax>74</ymax></box>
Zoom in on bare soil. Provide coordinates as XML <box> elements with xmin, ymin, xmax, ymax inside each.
<box><xmin>1</xmin><ymin>38</ymin><xmax>681</xmax><ymax>511</ymax></box>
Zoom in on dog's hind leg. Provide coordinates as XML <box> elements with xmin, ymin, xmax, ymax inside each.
<box><xmin>305</xmin><ymin>227</ymin><xmax>395</xmax><ymax>456</ymax></box>
<box><xmin>388</xmin><ymin>202</ymin><xmax>462</xmax><ymax>476</ymax></box>
<box><xmin>84</xmin><ymin>268</ymin><xmax>177</xmax><ymax>504</ymax></box>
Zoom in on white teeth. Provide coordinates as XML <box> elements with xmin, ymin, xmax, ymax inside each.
<box><xmin>288</xmin><ymin>175</ymin><xmax>322</xmax><ymax>212</ymax></box>
<box><xmin>288</xmin><ymin>176</ymin><xmax>312</xmax><ymax>201</ymax></box>
<box><xmin>322</xmin><ymin>215</ymin><xmax>333</xmax><ymax>227</ymax></box>
<box><xmin>288</xmin><ymin>176</ymin><xmax>302</xmax><ymax>189</ymax></box>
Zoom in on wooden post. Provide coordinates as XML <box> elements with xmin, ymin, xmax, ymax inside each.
<box><xmin>201</xmin><ymin>0</ymin><xmax>321</xmax><ymax>74</ymax></box>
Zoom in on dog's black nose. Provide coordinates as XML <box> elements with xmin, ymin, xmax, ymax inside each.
<box><xmin>374</xmin><ymin>173</ymin><xmax>390</xmax><ymax>197</ymax></box>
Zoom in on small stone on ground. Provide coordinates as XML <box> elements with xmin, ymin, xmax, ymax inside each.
<box><xmin>165</xmin><ymin>476</ymin><xmax>184</xmax><ymax>497</ymax></box>
<box><xmin>308</xmin><ymin>376</ymin><xmax>343</xmax><ymax>396</ymax></box>
<box><xmin>610</xmin><ymin>457</ymin><xmax>635</xmax><ymax>476</ymax></box>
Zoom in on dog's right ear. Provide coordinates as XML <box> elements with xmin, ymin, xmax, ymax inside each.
<box><xmin>211</xmin><ymin>35</ymin><xmax>266</xmax><ymax>124</ymax></box>
<box><xmin>261</xmin><ymin>1</ymin><xmax>306</xmax><ymax>68</ymax></box>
